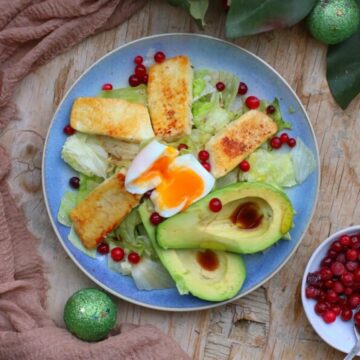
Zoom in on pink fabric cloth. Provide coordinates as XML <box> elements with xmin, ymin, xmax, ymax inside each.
<box><xmin>0</xmin><ymin>1</ymin><xmax>190</xmax><ymax>359</ymax></box>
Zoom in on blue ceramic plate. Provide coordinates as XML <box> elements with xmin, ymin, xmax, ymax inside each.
<box><xmin>43</xmin><ymin>34</ymin><xmax>320</xmax><ymax>311</ymax></box>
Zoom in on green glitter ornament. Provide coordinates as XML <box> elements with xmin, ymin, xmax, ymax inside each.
<box><xmin>63</xmin><ymin>288</ymin><xmax>117</xmax><ymax>342</ymax></box>
<box><xmin>307</xmin><ymin>0</ymin><xmax>360</xmax><ymax>44</ymax></box>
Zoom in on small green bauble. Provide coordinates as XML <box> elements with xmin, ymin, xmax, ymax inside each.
<box><xmin>63</xmin><ymin>288</ymin><xmax>117</xmax><ymax>342</ymax></box>
<box><xmin>307</xmin><ymin>0</ymin><xmax>360</xmax><ymax>44</ymax></box>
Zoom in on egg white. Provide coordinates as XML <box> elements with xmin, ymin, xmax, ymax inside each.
<box><xmin>125</xmin><ymin>140</ymin><xmax>177</xmax><ymax>194</ymax></box>
<box><xmin>151</xmin><ymin>154</ymin><xmax>215</xmax><ymax>217</ymax></box>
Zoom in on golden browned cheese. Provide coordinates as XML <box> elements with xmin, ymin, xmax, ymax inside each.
<box><xmin>70</xmin><ymin>97</ymin><xmax>154</xmax><ymax>142</ymax></box>
<box><xmin>205</xmin><ymin>110</ymin><xmax>278</xmax><ymax>178</ymax></box>
<box><xmin>147</xmin><ymin>56</ymin><xmax>193</xmax><ymax>140</ymax></box>
<box><xmin>70</xmin><ymin>173</ymin><xmax>140</xmax><ymax>249</ymax></box>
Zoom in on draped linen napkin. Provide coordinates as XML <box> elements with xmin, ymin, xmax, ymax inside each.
<box><xmin>0</xmin><ymin>1</ymin><xmax>190</xmax><ymax>359</ymax></box>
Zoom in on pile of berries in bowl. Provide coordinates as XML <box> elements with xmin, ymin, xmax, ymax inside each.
<box><xmin>302</xmin><ymin>225</ymin><xmax>360</xmax><ymax>354</ymax></box>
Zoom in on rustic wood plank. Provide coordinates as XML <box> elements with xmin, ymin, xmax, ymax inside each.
<box><xmin>1</xmin><ymin>0</ymin><xmax>359</xmax><ymax>358</ymax></box>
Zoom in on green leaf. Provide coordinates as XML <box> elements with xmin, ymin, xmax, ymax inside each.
<box><xmin>167</xmin><ymin>0</ymin><xmax>209</xmax><ymax>27</ymax></box>
<box><xmin>100</xmin><ymin>85</ymin><xmax>147</xmax><ymax>106</ymax></box>
<box><xmin>226</xmin><ymin>0</ymin><xmax>317</xmax><ymax>38</ymax></box>
<box><xmin>327</xmin><ymin>30</ymin><xmax>360</xmax><ymax>109</ymax></box>
<box><xmin>68</xmin><ymin>226</ymin><xmax>97</xmax><ymax>258</ymax></box>
<box><xmin>57</xmin><ymin>192</ymin><xmax>77</xmax><ymax>227</ymax></box>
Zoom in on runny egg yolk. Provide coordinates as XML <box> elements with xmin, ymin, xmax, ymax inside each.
<box><xmin>133</xmin><ymin>149</ymin><xmax>205</xmax><ymax>211</ymax></box>
<box><xmin>156</xmin><ymin>166</ymin><xmax>205</xmax><ymax>210</ymax></box>
<box><xmin>133</xmin><ymin>154</ymin><xmax>173</xmax><ymax>186</ymax></box>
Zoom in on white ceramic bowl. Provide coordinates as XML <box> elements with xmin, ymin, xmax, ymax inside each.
<box><xmin>302</xmin><ymin>225</ymin><xmax>360</xmax><ymax>354</ymax></box>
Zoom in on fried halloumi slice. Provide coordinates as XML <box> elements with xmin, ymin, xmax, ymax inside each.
<box><xmin>70</xmin><ymin>173</ymin><xmax>140</xmax><ymax>249</ymax></box>
<box><xmin>70</xmin><ymin>97</ymin><xmax>154</xmax><ymax>142</ymax></box>
<box><xmin>205</xmin><ymin>110</ymin><xmax>278</xmax><ymax>178</ymax></box>
<box><xmin>147</xmin><ymin>56</ymin><xmax>193</xmax><ymax>140</ymax></box>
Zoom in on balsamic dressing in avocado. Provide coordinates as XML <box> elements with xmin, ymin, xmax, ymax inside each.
<box><xmin>196</xmin><ymin>250</ymin><xmax>219</xmax><ymax>271</ymax></box>
<box><xmin>230</xmin><ymin>202</ymin><xmax>263</xmax><ymax>229</ymax></box>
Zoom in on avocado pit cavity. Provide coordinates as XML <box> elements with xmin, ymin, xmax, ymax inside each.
<box><xmin>196</xmin><ymin>249</ymin><xmax>219</xmax><ymax>271</ymax></box>
<box><xmin>230</xmin><ymin>201</ymin><xmax>263</xmax><ymax>229</ymax></box>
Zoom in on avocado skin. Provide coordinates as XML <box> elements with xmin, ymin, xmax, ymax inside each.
<box><xmin>157</xmin><ymin>182</ymin><xmax>294</xmax><ymax>254</ymax></box>
<box><xmin>138</xmin><ymin>201</ymin><xmax>246</xmax><ymax>302</ymax></box>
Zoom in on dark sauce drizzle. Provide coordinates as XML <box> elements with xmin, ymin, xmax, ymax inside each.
<box><xmin>196</xmin><ymin>250</ymin><xmax>219</xmax><ymax>271</ymax></box>
<box><xmin>230</xmin><ymin>202</ymin><xmax>263</xmax><ymax>229</ymax></box>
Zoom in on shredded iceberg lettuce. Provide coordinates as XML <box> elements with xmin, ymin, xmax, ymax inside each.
<box><xmin>68</xmin><ymin>226</ymin><xmax>97</xmax><ymax>258</ymax></box>
<box><xmin>57</xmin><ymin>192</ymin><xmax>77</xmax><ymax>226</ymax></box>
<box><xmin>97</xmin><ymin>136</ymin><xmax>140</xmax><ymax>160</ymax></box>
<box><xmin>193</xmin><ymin>93</ymin><xmax>233</xmax><ymax>134</ymax></box>
<box><xmin>215</xmin><ymin>168</ymin><xmax>239</xmax><ymax>189</ymax></box>
<box><xmin>239</xmin><ymin>149</ymin><xmax>297</xmax><ymax>187</ymax></box>
<box><xmin>239</xmin><ymin>139</ymin><xmax>316</xmax><ymax>187</ymax></box>
<box><xmin>100</xmin><ymin>84</ymin><xmax>147</xmax><ymax>105</ymax></box>
<box><xmin>193</xmin><ymin>70</ymin><xmax>216</xmax><ymax>101</ymax></box>
<box><xmin>106</xmin><ymin>208</ymin><xmax>156</xmax><ymax>258</ymax></box>
<box><xmin>57</xmin><ymin>174</ymin><xmax>102</xmax><ymax>227</ymax></box>
<box><xmin>107</xmin><ymin>240</ymin><xmax>133</xmax><ymax>275</ymax></box>
<box><xmin>62</xmin><ymin>133</ymin><xmax>108</xmax><ymax>178</ymax></box>
<box><xmin>107</xmin><ymin>240</ymin><xmax>174</xmax><ymax>290</ymax></box>
<box><xmin>192</xmin><ymin>69</ymin><xmax>241</xmax><ymax>134</ymax></box>
<box><xmin>193</xmin><ymin>69</ymin><xmax>240</xmax><ymax>110</ymax></box>
<box><xmin>131</xmin><ymin>257</ymin><xmax>175</xmax><ymax>290</ymax></box>
<box><xmin>260</xmin><ymin>98</ymin><xmax>292</xmax><ymax>132</ymax></box>
<box><xmin>76</xmin><ymin>174</ymin><xmax>102</xmax><ymax>202</ymax></box>
<box><xmin>290</xmin><ymin>138</ymin><xmax>317</xmax><ymax>183</ymax></box>
<box><xmin>168</xmin><ymin>129</ymin><xmax>212</xmax><ymax>156</ymax></box>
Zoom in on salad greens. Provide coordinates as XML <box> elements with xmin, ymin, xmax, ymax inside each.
<box><xmin>62</xmin><ymin>133</ymin><xmax>108</xmax><ymax>178</ymax></box>
<box><xmin>192</xmin><ymin>69</ymin><xmax>242</xmax><ymax>135</ymax></box>
<box><xmin>68</xmin><ymin>226</ymin><xmax>97</xmax><ymax>258</ymax></box>
<box><xmin>106</xmin><ymin>208</ymin><xmax>156</xmax><ymax>259</ymax></box>
<box><xmin>239</xmin><ymin>138</ymin><xmax>316</xmax><ymax>187</ymax></box>
<box><xmin>291</xmin><ymin>138</ymin><xmax>317</xmax><ymax>184</ymax></box>
<box><xmin>58</xmin><ymin>192</ymin><xmax>77</xmax><ymax>227</ymax></box>
<box><xmin>58</xmin><ymin>62</ymin><xmax>317</xmax><ymax>295</ymax></box>
<box><xmin>239</xmin><ymin>149</ymin><xmax>297</xmax><ymax>187</ymax></box>
<box><xmin>100</xmin><ymin>84</ymin><xmax>147</xmax><ymax>105</ymax></box>
<box><xmin>131</xmin><ymin>257</ymin><xmax>175</xmax><ymax>290</ymax></box>
<box><xmin>260</xmin><ymin>98</ymin><xmax>292</xmax><ymax>132</ymax></box>
<box><xmin>58</xmin><ymin>174</ymin><xmax>102</xmax><ymax>226</ymax></box>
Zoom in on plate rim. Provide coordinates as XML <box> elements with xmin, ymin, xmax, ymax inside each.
<box><xmin>42</xmin><ymin>33</ymin><xmax>321</xmax><ymax>312</ymax></box>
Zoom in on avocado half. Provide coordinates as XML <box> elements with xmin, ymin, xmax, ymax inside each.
<box><xmin>157</xmin><ymin>182</ymin><xmax>294</xmax><ymax>254</ymax></box>
<box><xmin>138</xmin><ymin>201</ymin><xmax>246</xmax><ymax>302</ymax></box>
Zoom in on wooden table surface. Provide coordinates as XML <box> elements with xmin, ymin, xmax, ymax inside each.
<box><xmin>1</xmin><ymin>1</ymin><xmax>360</xmax><ymax>359</ymax></box>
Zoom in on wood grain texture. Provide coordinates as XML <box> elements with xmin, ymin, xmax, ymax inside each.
<box><xmin>1</xmin><ymin>1</ymin><xmax>359</xmax><ymax>359</ymax></box>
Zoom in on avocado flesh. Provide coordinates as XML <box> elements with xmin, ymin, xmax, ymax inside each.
<box><xmin>157</xmin><ymin>182</ymin><xmax>294</xmax><ymax>254</ymax></box>
<box><xmin>138</xmin><ymin>201</ymin><xmax>246</xmax><ymax>302</ymax></box>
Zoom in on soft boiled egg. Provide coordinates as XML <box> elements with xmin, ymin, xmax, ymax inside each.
<box><xmin>125</xmin><ymin>140</ymin><xmax>178</xmax><ymax>194</ymax></box>
<box><xmin>125</xmin><ymin>140</ymin><xmax>215</xmax><ymax>217</ymax></box>
<box><xmin>150</xmin><ymin>154</ymin><xmax>215</xmax><ymax>217</ymax></box>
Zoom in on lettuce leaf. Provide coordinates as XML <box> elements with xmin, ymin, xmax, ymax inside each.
<box><xmin>62</xmin><ymin>133</ymin><xmax>108</xmax><ymax>178</ymax></box>
<box><xmin>239</xmin><ymin>149</ymin><xmax>297</xmax><ymax>187</ymax></box>
<box><xmin>131</xmin><ymin>257</ymin><xmax>175</xmax><ymax>290</ymax></box>
<box><xmin>77</xmin><ymin>174</ymin><xmax>102</xmax><ymax>203</ymax></box>
<box><xmin>100</xmin><ymin>84</ymin><xmax>147</xmax><ymax>105</ymax></box>
<box><xmin>239</xmin><ymin>139</ymin><xmax>316</xmax><ymax>187</ymax></box>
<box><xmin>193</xmin><ymin>69</ymin><xmax>240</xmax><ymax>110</ymax></box>
<box><xmin>57</xmin><ymin>174</ymin><xmax>102</xmax><ymax>227</ymax></box>
<box><xmin>260</xmin><ymin>98</ymin><xmax>292</xmax><ymax>132</ymax></box>
<box><xmin>57</xmin><ymin>192</ymin><xmax>77</xmax><ymax>226</ymax></box>
<box><xmin>193</xmin><ymin>70</ymin><xmax>216</xmax><ymax>101</ymax></box>
<box><xmin>68</xmin><ymin>226</ymin><xmax>97</xmax><ymax>258</ymax></box>
<box><xmin>107</xmin><ymin>240</ymin><xmax>133</xmax><ymax>275</ymax></box>
<box><xmin>107</xmin><ymin>208</ymin><xmax>156</xmax><ymax>258</ymax></box>
<box><xmin>193</xmin><ymin>93</ymin><xmax>233</xmax><ymax>134</ymax></box>
<box><xmin>215</xmin><ymin>168</ymin><xmax>239</xmax><ymax>189</ymax></box>
<box><xmin>290</xmin><ymin>138</ymin><xmax>317</xmax><ymax>184</ymax></box>
<box><xmin>168</xmin><ymin>129</ymin><xmax>212</xmax><ymax>156</ymax></box>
